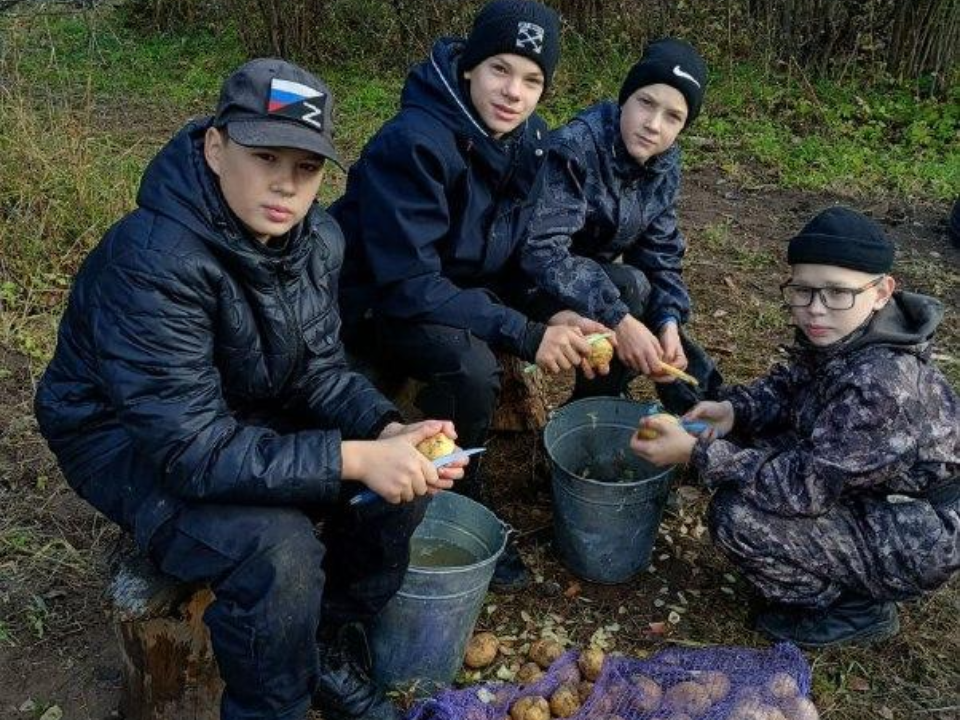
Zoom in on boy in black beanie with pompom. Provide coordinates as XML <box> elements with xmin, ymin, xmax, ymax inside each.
<box><xmin>521</xmin><ymin>37</ymin><xmax>723</xmax><ymax>412</ymax></box>
<box><xmin>631</xmin><ymin>206</ymin><xmax>960</xmax><ymax>648</ymax></box>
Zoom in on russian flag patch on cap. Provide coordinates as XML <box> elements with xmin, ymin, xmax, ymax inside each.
<box><xmin>268</xmin><ymin>78</ymin><xmax>326</xmax><ymax>129</ymax></box>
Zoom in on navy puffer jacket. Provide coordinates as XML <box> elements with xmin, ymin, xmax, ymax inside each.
<box><xmin>34</xmin><ymin>119</ymin><xmax>398</xmax><ymax>550</ymax></box>
<box><xmin>331</xmin><ymin>38</ymin><xmax>549</xmax><ymax>360</ymax></box>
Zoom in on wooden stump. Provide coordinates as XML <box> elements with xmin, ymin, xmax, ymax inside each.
<box><xmin>108</xmin><ymin>542</ymin><xmax>222</xmax><ymax>720</ymax></box>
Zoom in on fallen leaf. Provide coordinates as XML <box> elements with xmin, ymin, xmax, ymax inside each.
<box><xmin>712</xmin><ymin>309</ymin><xmax>728</xmax><ymax>318</ymax></box>
<box><xmin>878</xmin><ymin>706</ymin><xmax>894</xmax><ymax>719</ymax></box>
<box><xmin>39</xmin><ymin>707</ymin><xmax>63</xmax><ymax>720</ymax></box>
<box><xmin>563</xmin><ymin>582</ymin><xmax>582</xmax><ymax>598</ymax></box>
<box><xmin>848</xmin><ymin>675</ymin><xmax>870</xmax><ymax>692</ymax></box>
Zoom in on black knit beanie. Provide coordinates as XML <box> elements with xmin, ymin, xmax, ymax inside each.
<box><xmin>618</xmin><ymin>38</ymin><xmax>707</xmax><ymax>127</ymax></box>
<box><xmin>788</xmin><ymin>207</ymin><xmax>895</xmax><ymax>273</ymax></box>
<box><xmin>461</xmin><ymin>0</ymin><xmax>561</xmax><ymax>88</ymax></box>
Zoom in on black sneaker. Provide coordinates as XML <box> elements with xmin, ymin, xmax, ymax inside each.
<box><xmin>489</xmin><ymin>541</ymin><xmax>531</xmax><ymax>593</ymax></box>
<box><xmin>314</xmin><ymin>623</ymin><xmax>400</xmax><ymax>720</ymax></box>
<box><xmin>754</xmin><ymin>595</ymin><xmax>900</xmax><ymax>649</ymax></box>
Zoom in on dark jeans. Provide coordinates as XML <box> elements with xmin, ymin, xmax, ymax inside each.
<box><xmin>569</xmin><ymin>263</ymin><xmax>723</xmax><ymax>414</ymax></box>
<box><xmin>148</xmin><ymin>496</ymin><xmax>429</xmax><ymax>720</ymax></box>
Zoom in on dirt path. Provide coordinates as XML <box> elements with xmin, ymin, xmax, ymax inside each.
<box><xmin>1</xmin><ymin>169</ymin><xmax>957</xmax><ymax>720</ymax></box>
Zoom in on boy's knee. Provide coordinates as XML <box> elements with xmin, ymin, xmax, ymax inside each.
<box><xmin>603</xmin><ymin>264</ymin><xmax>652</xmax><ymax>316</ymax></box>
<box><xmin>242</xmin><ymin>511</ymin><xmax>325</xmax><ymax>599</ymax></box>
<box><xmin>708</xmin><ymin>488</ymin><xmax>764</xmax><ymax>556</ymax></box>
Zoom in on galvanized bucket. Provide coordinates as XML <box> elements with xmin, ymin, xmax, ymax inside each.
<box><xmin>544</xmin><ymin>397</ymin><xmax>675</xmax><ymax>584</ymax></box>
<box><xmin>369</xmin><ymin>491</ymin><xmax>507</xmax><ymax>691</ymax></box>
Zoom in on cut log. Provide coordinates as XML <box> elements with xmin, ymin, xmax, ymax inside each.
<box><xmin>108</xmin><ymin>541</ymin><xmax>222</xmax><ymax>720</ymax></box>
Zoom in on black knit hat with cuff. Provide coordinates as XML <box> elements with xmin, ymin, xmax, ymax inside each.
<box><xmin>618</xmin><ymin>38</ymin><xmax>707</xmax><ymax>127</ymax></box>
<box><xmin>461</xmin><ymin>0</ymin><xmax>561</xmax><ymax>89</ymax></box>
<box><xmin>788</xmin><ymin>207</ymin><xmax>895</xmax><ymax>273</ymax></box>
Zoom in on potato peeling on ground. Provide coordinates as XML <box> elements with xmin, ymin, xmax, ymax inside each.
<box><xmin>779</xmin><ymin>697</ymin><xmax>820</xmax><ymax>720</ymax></box>
<box><xmin>509</xmin><ymin>695</ymin><xmax>550</xmax><ymax>720</ymax></box>
<box><xmin>664</xmin><ymin>681</ymin><xmax>712</xmax><ymax>717</ymax></box>
<box><xmin>578</xmin><ymin>647</ymin><xmax>606</xmax><ymax>681</ymax></box>
<box><xmin>549</xmin><ymin>683</ymin><xmax>582</xmax><ymax>718</ymax></box>
<box><xmin>463</xmin><ymin>631</ymin><xmax>499</xmax><ymax>669</ymax></box>
<box><xmin>729</xmin><ymin>698</ymin><xmax>789</xmax><ymax>720</ymax></box>
<box><xmin>577</xmin><ymin>680</ymin><xmax>595</xmax><ymax>704</ymax></box>
<box><xmin>517</xmin><ymin>661</ymin><xmax>544</xmax><ymax>685</ymax></box>
<box><xmin>630</xmin><ymin>674</ymin><xmax>663</xmax><ymax>712</ymax></box>
<box><xmin>587</xmin><ymin>337</ymin><xmax>614</xmax><ymax>368</ymax></box>
<box><xmin>698</xmin><ymin>671</ymin><xmax>731</xmax><ymax>702</ymax></box>
<box><xmin>636</xmin><ymin>413</ymin><xmax>680</xmax><ymax>440</ymax></box>
<box><xmin>528</xmin><ymin>638</ymin><xmax>564</xmax><ymax>669</ymax></box>
<box><xmin>766</xmin><ymin>672</ymin><xmax>800</xmax><ymax>699</ymax></box>
<box><xmin>415</xmin><ymin>432</ymin><xmax>456</xmax><ymax>460</ymax></box>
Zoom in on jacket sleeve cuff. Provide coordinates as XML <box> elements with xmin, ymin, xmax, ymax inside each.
<box><xmin>367</xmin><ymin>410</ymin><xmax>404</xmax><ymax>439</ymax></box>
<box><xmin>600</xmin><ymin>302</ymin><xmax>631</xmax><ymax>330</ymax></box>
<box><xmin>518</xmin><ymin>321</ymin><xmax>547</xmax><ymax>363</ymax></box>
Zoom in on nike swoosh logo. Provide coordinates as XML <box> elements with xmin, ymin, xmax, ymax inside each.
<box><xmin>673</xmin><ymin>65</ymin><xmax>701</xmax><ymax>88</ymax></box>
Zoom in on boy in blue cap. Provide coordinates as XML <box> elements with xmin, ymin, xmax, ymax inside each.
<box><xmin>521</xmin><ymin>38</ymin><xmax>722</xmax><ymax>411</ymax></box>
<box><xmin>35</xmin><ymin>58</ymin><xmax>465</xmax><ymax>720</ymax></box>
<box><xmin>632</xmin><ymin>207</ymin><xmax>959</xmax><ymax>648</ymax></box>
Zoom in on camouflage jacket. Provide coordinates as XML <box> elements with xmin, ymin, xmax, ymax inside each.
<box><xmin>520</xmin><ymin>101</ymin><xmax>689</xmax><ymax>330</ymax></box>
<box><xmin>692</xmin><ymin>291</ymin><xmax>960</xmax><ymax>518</ymax></box>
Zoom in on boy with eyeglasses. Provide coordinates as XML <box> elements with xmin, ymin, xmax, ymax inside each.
<box><xmin>630</xmin><ymin>206</ymin><xmax>959</xmax><ymax>648</ymax></box>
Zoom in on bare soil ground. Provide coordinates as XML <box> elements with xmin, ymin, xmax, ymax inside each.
<box><xmin>1</xmin><ymin>169</ymin><xmax>957</xmax><ymax>720</ymax></box>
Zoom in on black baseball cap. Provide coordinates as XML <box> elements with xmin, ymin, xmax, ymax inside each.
<box><xmin>213</xmin><ymin>58</ymin><xmax>342</xmax><ymax>169</ymax></box>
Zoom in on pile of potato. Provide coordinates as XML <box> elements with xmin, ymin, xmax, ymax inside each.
<box><xmin>462</xmin><ymin>633</ymin><xmax>818</xmax><ymax>720</ymax></box>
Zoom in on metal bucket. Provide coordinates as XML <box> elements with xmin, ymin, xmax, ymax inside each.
<box><xmin>369</xmin><ymin>491</ymin><xmax>507</xmax><ymax>691</ymax></box>
<box><xmin>544</xmin><ymin>397</ymin><xmax>675</xmax><ymax>584</ymax></box>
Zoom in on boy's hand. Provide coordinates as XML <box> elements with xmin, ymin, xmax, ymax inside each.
<box><xmin>683</xmin><ymin>400</ymin><xmax>735</xmax><ymax>439</ymax></box>
<box><xmin>615</xmin><ymin>315</ymin><xmax>662</xmax><ymax>375</ymax></box>
<box><xmin>652</xmin><ymin>323</ymin><xmax>687</xmax><ymax>383</ymax></box>
<box><xmin>377</xmin><ymin>419</ymin><xmax>463</xmax><ymax>491</ymax></box>
<box><xmin>344</xmin><ymin>423</ymin><xmax>461</xmax><ymax>503</ymax></box>
<box><xmin>630</xmin><ymin>414</ymin><xmax>696</xmax><ymax>466</ymax></box>
<box><xmin>547</xmin><ymin>310</ymin><xmax>618</xmax><ymax>381</ymax></box>
<box><xmin>536</xmin><ymin>326</ymin><xmax>592</xmax><ymax>374</ymax></box>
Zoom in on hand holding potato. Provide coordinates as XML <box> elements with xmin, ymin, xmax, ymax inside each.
<box><xmin>630</xmin><ymin>414</ymin><xmax>697</xmax><ymax>467</ymax></box>
<box><xmin>342</xmin><ymin>420</ymin><xmax>451</xmax><ymax>503</ymax></box>
<box><xmin>535</xmin><ymin>325</ymin><xmax>592</xmax><ymax>374</ymax></box>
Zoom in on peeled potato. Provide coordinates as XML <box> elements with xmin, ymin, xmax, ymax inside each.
<box><xmin>664</xmin><ymin>681</ymin><xmax>712</xmax><ymax>717</ymax></box>
<box><xmin>698</xmin><ymin>671</ymin><xmax>731</xmax><ymax>702</ymax></box>
<box><xmin>578</xmin><ymin>647</ymin><xmax>606</xmax><ymax>681</ymax></box>
<box><xmin>549</xmin><ymin>683</ymin><xmax>582</xmax><ymax>718</ymax></box>
<box><xmin>415</xmin><ymin>432</ymin><xmax>456</xmax><ymax>460</ymax></box>
<box><xmin>587</xmin><ymin>337</ymin><xmax>614</xmax><ymax>368</ymax></box>
<box><xmin>779</xmin><ymin>697</ymin><xmax>820</xmax><ymax>720</ymax></box>
<box><xmin>463</xmin><ymin>631</ymin><xmax>499</xmax><ymax>669</ymax></box>
<box><xmin>636</xmin><ymin>413</ymin><xmax>680</xmax><ymax>440</ymax></box>
<box><xmin>528</xmin><ymin>638</ymin><xmax>564</xmax><ymax>669</ymax></box>
<box><xmin>517</xmin><ymin>661</ymin><xmax>544</xmax><ymax>685</ymax></box>
<box><xmin>766</xmin><ymin>672</ymin><xmax>800</xmax><ymax>699</ymax></box>
<box><xmin>510</xmin><ymin>695</ymin><xmax>550</xmax><ymax>720</ymax></box>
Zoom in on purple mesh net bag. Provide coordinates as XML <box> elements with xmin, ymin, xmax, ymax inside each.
<box><xmin>404</xmin><ymin>643</ymin><xmax>816</xmax><ymax>720</ymax></box>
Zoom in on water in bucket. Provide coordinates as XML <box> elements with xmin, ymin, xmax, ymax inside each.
<box><xmin>369</xmin><ymin>491</ymin><xmax>507</xmax><ymax>691</ymax></box>
<box><xmin>544</xmin><ymin>397</ymin><xmax>675</xmax><ymax>584</ymax></box>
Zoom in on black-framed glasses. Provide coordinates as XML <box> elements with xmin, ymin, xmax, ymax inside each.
<box><xmin>780</xmin><ymin>276</ymin><xmax>885</xmax><ymax>310</ymax></box>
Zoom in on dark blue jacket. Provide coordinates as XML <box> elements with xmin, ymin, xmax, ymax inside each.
<box><xmin>520</xmin><ymin>101</ymin><xmax>690</xmax><ymax>330</ymax></box>
<box><xmin>331</xmin><ymin>38</ymin><xmax>548</xmax><ymax>360</ymax></box>
<box><xmin>34</xmin><ymin>119</ymin><xmax>398</xmax><ymax>550</ymax></box>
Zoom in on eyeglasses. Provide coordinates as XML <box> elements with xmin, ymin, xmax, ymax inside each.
<box><xmin>780</xmin><ymin>276</ymin><xmax>885</xmax><ymax>310</ymax></box>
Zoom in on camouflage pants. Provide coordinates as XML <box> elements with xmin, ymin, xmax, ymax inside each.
<box><xmin>708</xmin><ymin>487</ymin><xmax>960</xmax><ymax>608</ymax></box>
